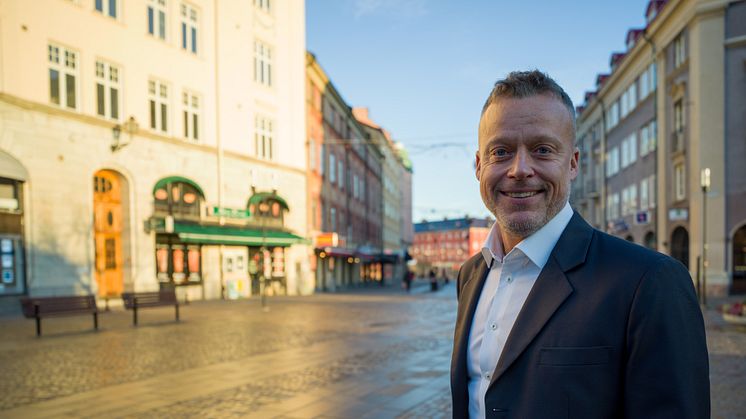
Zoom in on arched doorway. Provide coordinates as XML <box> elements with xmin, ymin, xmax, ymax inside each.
<box><xmin>625</xmin><ymin>235</ymin><xmax>634</xmax><ymax>243</ymax></box>
<box><xmin>93</xmin><ymin>170</ymin><xmax>124</xmax><ymax>297</ymax></box>
<box><xmin>644</xmin><ymin>231</ymin><xmax>656</xmax><ymax>250</ymax></box>
<box><xmin>671</xmin><ymin>226</ymin><xmax>689</xmax><ymax>270</ymax></box>
<box><xmin>732</xmin><ymin>224</ymin><xmax>746</xmax><ymax>294</ymax></box>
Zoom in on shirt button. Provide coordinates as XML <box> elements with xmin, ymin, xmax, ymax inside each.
<box><xmin>506</xmin><ymin>276</ymin><xmax>512</xmax><ymax>283</ymax></box>
<box><xmin>490</xmin><ymin>323</ymin><xmax>497</xmax><ymax>330</ymax></box>
<box><xmin>484</xmin><ymin>373</ymin><xmax>491</xmax><ymax>380</ymax></box>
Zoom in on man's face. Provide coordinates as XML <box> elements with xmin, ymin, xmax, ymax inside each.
<box><xmin>476</xmin><ymin>94</ymin><xmax>578</xmax><ymax>239</ymax></box>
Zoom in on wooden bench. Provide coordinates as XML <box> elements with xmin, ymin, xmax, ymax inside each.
<box><xmin>20</xmin><ymin>295</ymin><xmax>99</xmax><ymax>336</ymax></box>
<box><xmin>121</xmin><ymin>290</ymin><xmax>180</xmax><ymax>326</ymax></box>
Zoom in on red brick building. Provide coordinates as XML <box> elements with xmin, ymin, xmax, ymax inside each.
<box><xmin>412</xmin><ymin>217</ymin><xmax>493</xmax><ymax>277</ymax></box>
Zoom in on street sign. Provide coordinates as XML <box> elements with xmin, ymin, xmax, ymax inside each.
<box><xmin>635</xmin><ymin>211</ymin><xmax>650</xmax><ymax>225</ymax></box>
<box><xmin>210</xmin><ymin>206</ymin><xmax>251</xmax><ymax>219</ymax></box>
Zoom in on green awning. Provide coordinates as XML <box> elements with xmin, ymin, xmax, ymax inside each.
<box><xmin>247</xmin><ymin>192</ymin><xmax>289</xmax><ymax>211</ymax></box>
<box><xmin>174</xmin><ymin>223</ymin><xmax>307</xmax><ymax>247</ymax></box>
<box><xmin>153</xmin><ymin>176</ymin><xmax>205</xmax><ymax>197</ymax></box>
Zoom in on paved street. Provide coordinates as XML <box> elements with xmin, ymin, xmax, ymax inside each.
<box><xmin>0</xmin><ymin>281</ymin><xmax>744</xmax><ymax>419</ymax></box>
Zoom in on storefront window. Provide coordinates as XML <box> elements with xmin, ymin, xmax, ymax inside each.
<box><xmin>153</xmin><ymin>181</ymin><xmax>203</xmax><ymax>219</ymax></box>
<box><xmin>155</xmin><ymin>237</ymin><xmax>202</xmax><ymax>284</ymax></box>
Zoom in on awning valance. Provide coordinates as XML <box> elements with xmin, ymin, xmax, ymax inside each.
<box><xmin>174</xmin><ymin>222</ymin><xmax>307</xmax><ymax>247</ymax></box>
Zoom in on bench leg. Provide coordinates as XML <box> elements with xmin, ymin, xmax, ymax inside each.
<box><xmin>175</xmin><ymin>304</ymin><xmax>180</xmax><ymax>322</ymax></box>
<box><xmin>93</xmin><ymin>312</ymin><xmax>98</xmax><ymax>331</ymax></box>
<box><xmin>35</xmin><ymin>316</ymin><xmax>41</xmax><ymax>337</ymax></box>
<box><xmin>133</xmin><ymin>306</ymin><xmax>138</xmax><ymax>326</ymax></box>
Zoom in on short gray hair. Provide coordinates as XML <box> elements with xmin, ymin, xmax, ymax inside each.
<box><xmin>481</xmin><ymin>70</ymin><xmax>575</xmax><ymax>130</ymax></box>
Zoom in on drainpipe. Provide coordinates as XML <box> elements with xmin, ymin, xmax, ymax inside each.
<box><xmin>214</xmin><ymin>1</ymin><xmax>226</xmax><ymax>299</ymax></box>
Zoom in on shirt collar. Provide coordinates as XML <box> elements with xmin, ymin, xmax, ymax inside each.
<box><xmin>481</xmin><ymin>201</ymin><xmax>574</xmax><ymax>270</ymax></box>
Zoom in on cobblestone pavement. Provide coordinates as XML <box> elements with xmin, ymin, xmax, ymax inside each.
<box><xmin>0</xmin><ymin>282</ymin><xmax>743</xmax><ymax>418</ymax></box>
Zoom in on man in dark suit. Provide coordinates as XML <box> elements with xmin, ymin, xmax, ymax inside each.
<box><xmin>450</xmin><ymin>70</ymin><xmax>709</xmax><ymax>418</ymax></box>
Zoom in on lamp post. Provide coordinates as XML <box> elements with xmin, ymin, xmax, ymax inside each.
<box><xmin>700</xmin><ymin>167</ymin><xmax>710</xmax><ymax>307</ymax></box>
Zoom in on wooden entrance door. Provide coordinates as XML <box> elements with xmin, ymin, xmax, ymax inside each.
<box><xmin>93</xmin><ymin>170</ymin><xmax>123</xmax><ymax>297</ymax></box>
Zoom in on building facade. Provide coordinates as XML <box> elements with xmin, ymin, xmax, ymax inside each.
<box><xmin>0</xmin><ymin>0</ymin><xmax>311</xmax><ymax>304</ymax></box>
<box><xmin>305</xmin><ymin>53</ymin><xmax>413</xmax><ymax>291</ymax></box>
<box><xmin>574</xmin><ymin>0</ymin><xmax>746</xmax><ymax>295</ymax></box>
<box><xmin>411</xmin><ymin>217</ymin><xmax>492</xmax><ymax>278</ymax></box>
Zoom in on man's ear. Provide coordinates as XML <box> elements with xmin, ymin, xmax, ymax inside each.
<box><xmin>475</xmin><ymin>150</ymin><xmax>481</xmax><ymax>180</ymax></box>
<box><xmin>569</xmin><ymin>147</ymin><xmax>579</xmax><ymax>180</ymax></box>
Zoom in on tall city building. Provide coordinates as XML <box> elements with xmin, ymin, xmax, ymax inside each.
<box><xmin>574</xmin><ymin>0</ymin><xmax>746</xmax><ymax>295</ymax></box>
<box><xmin>0</xmin><ymin>0</ymin><xmax>310</xmax><ymax>304</ymax></box>
<box><xmin>412</xmin><ymin>217</ymin><xmax>492</xmax><ymax>278</ymax></box>
<box><xmin>305</xmin><ymin>53</ymin><xmax>413</xmax><ymax>291</ymax></box>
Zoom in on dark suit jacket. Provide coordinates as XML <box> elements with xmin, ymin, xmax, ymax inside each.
<box><xmin>450</xmin><ymin>212</ymin><xmax>709</xmax><ymax>419</ymax></box>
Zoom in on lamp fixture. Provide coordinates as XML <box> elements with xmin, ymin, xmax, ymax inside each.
<box><xmin>111</xmin><ymin>116</ymin><xmax>139</xmax><ymax>152</ymax></box>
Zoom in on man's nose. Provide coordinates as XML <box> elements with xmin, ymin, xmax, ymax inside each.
<box><xmin>507</xmin><ymin>149</ymin><xmax>534</xmax><ymax>179</ymax></box>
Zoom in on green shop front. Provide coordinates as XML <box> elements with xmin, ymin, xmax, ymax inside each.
<box><xmin>150</xmin><ymin>178</ymin><xmax>304</xmax><ymax>300</ymax></box>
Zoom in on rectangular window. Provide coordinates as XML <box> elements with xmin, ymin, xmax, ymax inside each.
<box><xmin>639</xmin><ymin>71</ymin><xmax>649</xmax><ymax>99</ymax></box>
<box><xmin>330</xmin><ymin>207</ymin><xmax>336</xmax><ymax>232</ymax></box>
<box><xmin>640</xmin><ymin>179</ymin><xmax>649</xmax><ymax>210</ymax></box>
<box><xmin>674</xmin><ymin>163</ymin><xmax>686</xmax><ymax>201</ymax></box>
<box><xmin>338</xmin><ymin>160</ymin><xmax>344</xmax><ymax>190</ymax></box>
<box><xmin>649</xmin><ymin>120</ymin><xmax>657</xmax><ymax>151</ymax></box>
<box><xmin>320</xmin><ymin>144</ymin><xmax>325</xmax><ymax>177</ymax></box>
<box><xmin>640</xmin><ymin>125</ymin><xmax>649</xmax><ymax>157</ymax></box>
<box><xmin>673</xmin><ymin>33</ymin><xmax>686</xmax><ymax>68</ymax></box>
<box><xmin>254</xmin><ymin>40</ymin><xmax>273</xmax><ymax>87</ymax></box>
<box><xmin>674</xmin><ymin>100</ymin><xmax>685</xmax><ymax>133</ymax></box>
<box><xmin>95</xmin><ymin>0</ymin><xmax>117</xmax><ymax>18</ymax></box>
<box><xmin>254</xmin><ymin>115</ymin><xmax>274</xmax><ymax>160</ymax></box>
<box><xmin>629</xmin><ymin>184</ymin><xmax>637</xmax><ymax>214</ymax></box>
<box><xmin>148</xmin><ymin>79</ymin><xmax>169</xmax><ymax>133</ymax></box>
<box><xmin>48</xmin><ymin>44</ymin><xmax>77</xmax><ymax>109</ymax></box>
<box><xmin>621</xmin><ymin>140</ymin><xmax>629</xmax><ymax>169</ymax></box>
<box><xmin>180</xmin><ymin>3</ymin><xmax>198</xmax><ymax>54</ymax></box>
<box><xmin>182</xmin><ymin>91</ymin><xmax>199</xmax><ymax>141</ymax></box>
<box><xmin>95</xmin><ymin>60</ymin><xmax>121</xmax><ymax>120</ymax></box>
<box><xmin>628</xmin><ymin>134</ymin><xmax>637</xmax><ymax>165</ymax></box>
<box><xmin>148</xmin><ymin>0</ymin><xmax>167</xmax><ymax>39</ymax></box>
<box><xmin>253</xmin><ymin>0</ymin><xmax>271</xmax><ymax>13</ymax></box>
<box><xmin>649</xmin><ymin>174</ymin><xmax>656</xmax><ymax>208</ymax></box>
<box><xmin>329</xmin><ymin>153</ymin><xmax>336</xmax><ymax>184</ymax></box>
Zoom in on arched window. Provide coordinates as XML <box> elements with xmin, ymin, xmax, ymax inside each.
<box><xmin>153</xmin><ymin>177</ymin><xmax>204</xmax><ymax>219</ymax></box>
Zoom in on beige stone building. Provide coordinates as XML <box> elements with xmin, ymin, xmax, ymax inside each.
<box><xmin>0</xmin><ymin>0</ymin><xmax>310</xmax><ymax>305</ymax></box>
<box><xmin>574</xmin><ymin>0</ymin><xmax>746</xmax><ymax>295</ymax></box>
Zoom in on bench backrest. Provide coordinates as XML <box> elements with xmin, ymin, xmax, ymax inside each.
<box><xmin>19</xmin><ymin>295</ymin><xmax>98</xmax><ymax>318</ymax></box>
<box><xmin>121</xmin><ymin>290</ymin><xmax>177</xmax><ymax>308</ymax></box>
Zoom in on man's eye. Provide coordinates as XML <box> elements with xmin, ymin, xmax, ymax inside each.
<box><xmin>494</xmin><ymin>149</ymin><xmax>507</xmax><ymax>157</ymax></box>
<box><xmin>536</xmin><ymin>146</ymin><xmax>551</xmax><ymax>154</ymax></box>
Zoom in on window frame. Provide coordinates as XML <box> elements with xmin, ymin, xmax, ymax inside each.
<box><xmin>253</xmin><ymin>39</ymin><xmax>273</xmax><ymax>87</ymax></box>
<box><xmin>148</xmin><ymin>79</ymin><xmax>170</xmax><ymax>134</ymax></box>
<box><xmin>182</xmin><ymin>90</ymin><xmax>200</xmax><ymax>141</ymax></box>
<box><xmin>148</xmin><ymin>0</ymin><xmax>168</xmax><ymax>40</ymax></box>
<box><xmin>180</xmin><ymin>2</ymin><xmax>199</xmax><ymax>54</ymax></box>
<box><xmin>48</xmin><ymin>43</ymin><xmax>79</xmax><ymax>110</ymax></box>
<box><xmin>95</xmin><ymin>59</ymin><xmax>122</xmax><ymax>120</ymax></box>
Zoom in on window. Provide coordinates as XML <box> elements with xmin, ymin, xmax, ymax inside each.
<box><xmin>329</xmin><ymin>153</ymin><xmax>336</xmax><ymax>184</ymax></box>
<box><xmin>95</xmin><ymin>60</ymin><xmax>120</xmax><ymax>120</ymax></box>
<box><xmin>48</xmin><ymin>44</ymin><xmax>78</xmax><ymax>109</ymax></box>
<box><xmin>640</xmin><ymin>179</ymin><xmax>649</xmax><ymax>211</ymax></box>
<box><xmin>95</xmin><ymin>0</ymin><xmax>117</xmax><ymax>18</ymax></box>
<box><xmin>674</xmin><ymin>100</ymin><xmax>685</xmax><ymax>133</ymax></box>
<box><xmin>153</xmin><ymin>180</ymin><xmax>203</xmax><ymax>218</ymax></box>
<box><xmin>674</xmin><ymin>163</ymin><xmax>686</xmax><ymax>201</ymax></box>
<box><xmin>309</xmin><ymin>140</ymin><xmax>316</xmax><ymax>172</ymax></box>
<box><xmin>254</xmin><ymin>115</ymin><xmax>274</xmax><ymax>159</ymax></box>
<box><xmin>320</xmin><ymin>144</ymin><xmax>326</xmax><ymax>176</ymax></box>
<box><xmin>607</xmin><ymin>192</ymin><xmax>620</xmax><ymax>220</ymax></box>
<box><xmin>338</xmin><ymin>160</ymin><xmax>344</xmax><ymax>190</ymax></box>
<box><xmin>648</xmin><ymin>174</ymin><xmax>656</xmax><ymax>208</ymax></box>
<box><xmin>148</xmin><ymin>0</ymin><xmax>167</xmax><ymax>40</ymax></box>
<box><xmin>628</xmin><ymin>134</ymin><xmax>636</xmax><ymax>166</ymax></box>
<box><xmin>253</xmin><ymin>0</ymin><xmax>271</xmax><ymax>13</ymax></box>
<box><xmin>640</xmin><ymin>125</ymin><xmax>649</xmax><ymax>157</ymax></box>
<box><xmin>330</xmin><ymin>207</ymin><xmax>336</xmax><ymax>231</ymax></box>
<box><xmin>606</xmin><ymin>147</ymin><xmax>619</xmax><ymax>177</ymax></box>
<box><xmin>648</xmin><ymin>120</ymin><xmax>657</xmax><ymax>151</ymax></box>
<box><xmin>673</xmin><ymin>33</ymin><xmax>686</xmax><ymax>68</ymax></box>
<box><xmin>182</xmin><ymin>91</ymin><xmax>199</xmax><ymax>141</ymax></box>
<box><xmin>148</xmin><ymin>80</ymin><xmax>169</xmax><ymax>133</ymax></box>
<box><xmin>639</xmin><ymin>63</ymin><xmax>656</xmax><ymax>99</ymax></box>
<box><xmin>606</xmin><ymin>100</ymin><xmax>620</xmax><ymax>131</ymax></box>
<box><xmin>620</xmin><ymin>83</ymin><xmax>637</xmax><ymax>119</ymax></box>
<box><xmin>254</xmin><ymin>40</ymin><xmax>273</xmax><ymax>87</ymax></box>
<box><xmin>180</xmin><ymin>3</ymin><xmax>198</xmax><ymax>54</ymax></box>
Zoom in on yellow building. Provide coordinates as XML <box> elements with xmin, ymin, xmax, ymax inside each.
<box><xmin>575</xmin><ymin>0</ymin><xmax>746</xmax><ymax>295</ymax></box>
<box><xmin>0</xmin><ymin>0</ymin><xmax>311</xmax><ymax>304</ymax></box>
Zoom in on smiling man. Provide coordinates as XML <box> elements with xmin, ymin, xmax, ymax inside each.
<box><xmin>450</xmin><ymin>71</ymin><xmax>710</xmax><ymax>419</ymax></box>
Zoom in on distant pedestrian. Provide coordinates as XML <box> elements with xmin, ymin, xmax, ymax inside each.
<box><xmin>403</xmin><ymin>269</ymin><xmax>413</xmax><ymax>292</ymax></box>
<box><xmin>429</xmin><ymin>269</ymin><xmax>438</xmax><ymax>292</ymax></box>
<box><xmin>441</xmin><ymin>268</ymin><xmax>449</xmax><ymax>285</ymax></box>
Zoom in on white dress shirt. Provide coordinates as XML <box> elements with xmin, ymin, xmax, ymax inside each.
<box><xmin>467</xmin><ymin>202</ymin><xmax>574</xmax><ymax>419</ymax></box>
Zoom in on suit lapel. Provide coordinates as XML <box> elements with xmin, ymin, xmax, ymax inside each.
<box><xmin>489</xmin><ymin>212</ymin><xmax>593</xmax><ymax>386</ymax></box>
<box><xmin>452</xmin><ymin>257</ymin><xmax>490</xmax><ymax>393</ymax></box>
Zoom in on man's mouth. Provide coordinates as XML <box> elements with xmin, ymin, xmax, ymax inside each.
<box><xmin>501</xmin><ymin>190</ymin><xmax>541</xmax><ymax>198</ymax></box>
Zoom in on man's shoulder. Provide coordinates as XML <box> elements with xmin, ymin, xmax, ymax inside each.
<box><xmin>460</xmin><ymin>252</ymin><xmax>485</xmax><ymax>274</ymax></box>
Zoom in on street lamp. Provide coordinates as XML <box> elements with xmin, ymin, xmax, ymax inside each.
<box><xmin>700</xmin><ymin>167</ymin><xmax>711</xmax><ymax>307</ymax></box>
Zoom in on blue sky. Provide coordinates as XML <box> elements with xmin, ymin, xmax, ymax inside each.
<box><xmin>306</xmin><ymin>0</ymin><xmax>651</xmax><ymax>222</ymax></box>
